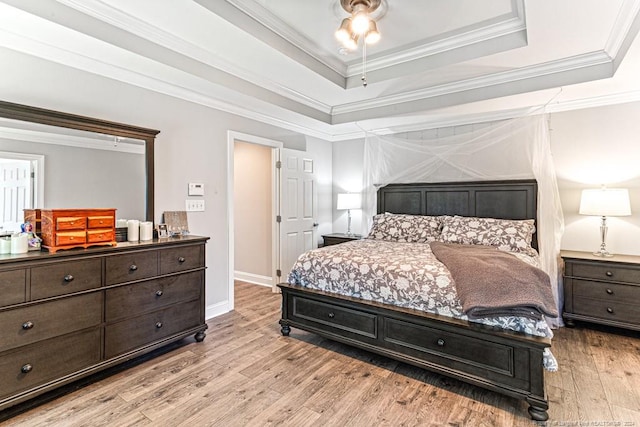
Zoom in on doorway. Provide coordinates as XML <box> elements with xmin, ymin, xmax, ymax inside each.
<box><xmin>233</xmin><ymin>140</ymin><xmax>276</xmax><ymax>287</ymax></box>
<box><xmin>227</xmin><ymin>131</ymin><xmax>282</xmax><ymax>312</ymax></box>
<box><xmin>226</xmin><ymin>132</ymin><xmax>319</xmax><ymax>313</ymax></box>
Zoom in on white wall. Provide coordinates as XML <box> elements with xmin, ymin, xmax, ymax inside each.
<box><xmin>332</xmin><ymin>139</ymin><xmax>364</xmax><ymax>235</ymax></box>
<box><xmin>331</xmin><ymin>102</ymin><xmax>640</xmax><ymax>256</ymax></box>
<box><xmin>0</xmin><ymin>47</ymin><xmax>333</xmax><ymax>317</ymax></box>
<box><xmin>306</xmin><ymin>136</ymin><xmax>334</xmax><ymax>244</ymax></box>
<box><xmin>551</xmin><ymin>101</ymin><xmax>640</xmax><ymax>255</ymax></box>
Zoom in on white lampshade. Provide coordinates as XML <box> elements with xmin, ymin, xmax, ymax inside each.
<box><xmin>579</xmin><ymin>188</ymin><xmax>631</xmax><ymax>217</ymax></box>
<box><xmin>337</xmin><ymin>193</ymin><xmax>361</xmax><ymax>210</ymax></box>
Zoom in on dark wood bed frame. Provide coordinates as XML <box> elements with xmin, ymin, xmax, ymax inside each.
<box><xmin>278</xmin><ymin>179</ymin><xmax>550</xmax><ymax>421</ymax></box>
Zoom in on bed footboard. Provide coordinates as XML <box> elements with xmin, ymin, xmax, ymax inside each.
<box><xmin>278</xmin><ymin>283</ymin><xmax>550</xmax><ymax>421</ymax></box>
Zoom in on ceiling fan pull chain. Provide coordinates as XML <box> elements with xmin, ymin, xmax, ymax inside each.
<box><xmin>362</xmin><ymin>42</ymin><xmax>367</xmax><ymax>87</ymax></box>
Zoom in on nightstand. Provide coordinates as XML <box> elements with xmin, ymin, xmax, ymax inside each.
<box><xmin>322</xmin><ymin>233</ymin><xmax>362</xmax><ymax>247</ymax></box>
<box><xmin>562</xmin><ymin>250</ymin><xmax>640</xmax><ymax>331</ymax></box>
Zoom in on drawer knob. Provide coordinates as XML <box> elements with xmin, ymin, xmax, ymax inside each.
<box><xmin>606</xmin><ymin>307</ymin><xmax>614</xmax><ymax>314</ymax></box>
<box><xmin>21</xmin><ymin>364</ymin><xmax>33</xmax><ymax>374</ymax></box>
<box><xmin>64</xmin><ymin>274</ymin><xmax>74</xmax><ymax>282</ymax></box>
<box><xmin>437</xmin><ymin>338</ymin><xmax>445</xmax><ymax>347</ymax></box>
<box><xmin>327</xmin><ymin>312</ymin><xmax>335</xmax><ymax>319</ymax></box>
<box><xmin>22</xmin><ymin>321</ymin><xmax>34</xmax><ymax>330</ymax></box>
<box><xmin>605</xmin><ymin>271</ymin><xmax>613</xmax><ymax>277</ymax></box>
<box><xmin>178</xmin><ymin>257</ymin><xmax>186</xmax><ymax>263</ymax></box>
<box><xmin>155</xmin><ymin>322</ymin><xmax>163</xmax><ymax>328</ymax></box>
<box><xmin>606</xmin><ymin>288</ymin><xmax>614</xmax><ymax>295</ymax></box>
<box><xmin>155</xmin><ymin>290</ymin><xmax>163</xmax><ymax>297</ymax></box>
<box><xmin>129</xmin><ymin>264</ymin><xmax>138</xmax><ymax>271</ymax></box>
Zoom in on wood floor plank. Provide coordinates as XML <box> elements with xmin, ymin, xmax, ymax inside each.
<box><xmin>586</xmin><ymin>329</ymin><xmax>640</xmax><ymax>413</ymax></box>
<box><xmin>3</xmin><ymin>281</ymin><xmax>639</xmax><ymax>426</ymax></box>
<box><xmin>242</xmin><ymin>358</ymin><xmax>342</xmax><ymax>427</ymax></box>
<box><xmin>175</xmin><ymin>380</ymin><xmax>282</xmax><ymax>427</ymax></box>
<box><xmin>141</xmin><ymin>370</ymin><xmax>251</xmax><ymax>424</ymax></box>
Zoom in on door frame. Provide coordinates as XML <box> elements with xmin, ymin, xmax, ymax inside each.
<box><xmin>227</xmin><ymin>131</ymin><xmax>282</xmax><ymax>310</ymax></box>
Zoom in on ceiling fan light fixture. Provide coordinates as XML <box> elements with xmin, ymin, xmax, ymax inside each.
<box><xmin>343</xmin><ymin>33</ymin><xmax>359</xmax><ymax>50</ymax></box>
<box><xmin>335</xmin><ymin>17</ymin><xmax>352</xmax><ymax>42</ymax></box>
<box><xmin>364</xmin><ymin>20</ymin><xmax>380</xmax><ymax>44</ymax></box>
<box><xmin>351</xmin><ymin>5</ymin><xmax>370</xmax><ymax>34</ymax></box>
<box><xmin>336</xmin><ymin>0</ymin><xmax>383</xmax><ymax>87</ymax></box>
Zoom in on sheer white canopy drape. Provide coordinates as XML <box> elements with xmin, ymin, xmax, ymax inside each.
<box><xmin>362</xmin><ymin>114</ymin><xmax>565</xmax><ymax>327</ymax></box>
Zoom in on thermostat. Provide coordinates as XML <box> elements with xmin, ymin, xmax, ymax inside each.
<box><xmin>188</xmin><ymin>182</ymin><xmax>205</xmax><ymax>196</ymax></box>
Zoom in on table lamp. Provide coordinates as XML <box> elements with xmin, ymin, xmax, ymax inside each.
<box><xmin>337</xmin><ymin>193</ymin><xmax>361</xmax><ymax>236</ymax></box>
<box><xmin>579</xmin><ymin>187</ymin><xmax>631</xmax><ymax>256</ymax></box>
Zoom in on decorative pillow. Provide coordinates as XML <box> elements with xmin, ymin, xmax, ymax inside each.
<box><xmin>366</xmin><ymin>213</ymin><xmax>442</xmax><ymax>243</ymax></box>
<box><xmin>439</xmin><ymin>215</ymin><xmax>537</xmax><ymax>255</ymax></box>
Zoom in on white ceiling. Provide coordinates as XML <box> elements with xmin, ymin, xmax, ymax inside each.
<box><xmin>1</xmin><ymin>0</ymin><xmax>639</xmax><ymax>141</ymax></box>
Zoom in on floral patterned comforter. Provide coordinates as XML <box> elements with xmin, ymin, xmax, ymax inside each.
<box><xmin>287</xmin><ymin>239</ymin><xmax>558</xmax><ymax>371</ymax></box>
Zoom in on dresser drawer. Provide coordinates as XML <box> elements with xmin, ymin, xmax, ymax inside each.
<box><xmin>0</xmin><ymin>328</ymin><xmax>101</xmax><ymax>400</ymax></box>
<box><xmin>159</xmin><ymin>245</ymin><xmax>204</xmax><ymax>275</ymax></box>
<box><xmin>573</xmin><ymin>297</ymin><xmax>640</xmax><ymax>324</ymax></box>
<box><xmin>105</xmin><ymin>271</ymin><xmax>203</xmax><ymax>322</ymax></box>
<box><xmin>569</xmin><ymin>261</ymin><xmax>640</xmax><ymax>284</ymax></box>
<box><xmin>104</xmin><ymin>299</ymin><xmax>201</xmax><ymax>358</ymax></box>
<box><xmin>0</xmin><ymin>269</ymin><xmax>26</xmax><ymax>307</ymax></box>
<box><xmin>87</xmin><ymin>215</ymin><xmax>114</xmax><ymax>229</ymax></box>
<box><xmin>572</xmin><ymin>279</ymin><xmax>639</xmax><ymax>304</ymax></box>
<box><xmin>87</xmin><ymin>229</ymin><xmax>114</xmax><ymax>243</ymax></box>
<box><xmin>105</xmin><ymin>250</ymin><xmax>158</xmax><ymax>285</ymax></box>
<box><xmin>0</xmin><ymin>292</ymin><xmax>103</xmax><ymax>353</ymax></box>
<box><xmin>30</xmin><ymin>258</ymin><xmax>102</xmax><ymax>300</ymax></box>
<box><xmin>291</xmin><ymin>295</ymin><xmax>377</xmax><ymax>338</ymax></box>
<box><xmin>56</xmin><ymin>216</ymin><xmax>86</xmax><ymax>231</ymax></box>
<box><xmin>56</xmin><ymin>231</ymin><xmax>87</xmax><ymax>246</ymax></box>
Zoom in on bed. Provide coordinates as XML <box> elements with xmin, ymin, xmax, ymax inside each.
<box><xmin>278</xmin><ymin>180</ymin><xmax>554</xmax><ymax>421</ymax></box>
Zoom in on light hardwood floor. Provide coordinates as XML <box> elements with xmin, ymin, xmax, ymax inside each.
<box><xmin>2</xmin><ymin>281</ymin><xmax>639</xmax><ymax>426</ymax></box>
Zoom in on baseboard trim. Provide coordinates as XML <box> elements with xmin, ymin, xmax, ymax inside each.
<box><xmin>234</xmin><ymin>271</ymin><xmax>273</xmax><ymax>287</ymax></box>
<box><xmin>205</xmin><ymin>300</ymin><xmax>231</xmax><ymax>320</ymax></box>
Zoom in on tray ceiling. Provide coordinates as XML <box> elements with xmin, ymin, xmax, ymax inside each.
<box><xmin>0</xmin><ymin>0</ymin><xmax>639</xmax><ymax>140</ymax></box>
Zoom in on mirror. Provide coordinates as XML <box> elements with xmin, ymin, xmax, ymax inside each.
<box><xmin>0</xmin><ymin>100</ymin><xmax>157</xmax><ymax>230</ymax></box>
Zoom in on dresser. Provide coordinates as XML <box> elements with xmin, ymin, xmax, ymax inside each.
<box><xmin>39</xmin><ymin>208</ymin><xmax>117</xmax><ymax>253</ymax></box>
<box><xmin>0</xmin><ymin>236</ymin><xmax>208</xmax><ymax>412</ymax></box>
<box><xmin>562</xmin><ymin>250</ymin><xmax>640</xmax><ymax>331</ymax></box>
<box><xmin>322</xmin><ymin>233</ymin><xmax>362</xmax><ymax>247</ymax></box>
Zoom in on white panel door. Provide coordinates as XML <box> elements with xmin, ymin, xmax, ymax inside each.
<box><xmin>280</xmin><ymin>148</ymin><xmax>317</xmax><ymax>276</ymax></box>
<box><xmin>0</xmin><ymin>159</ymin><xmax>31</xmax><ymax>232</ymax></box>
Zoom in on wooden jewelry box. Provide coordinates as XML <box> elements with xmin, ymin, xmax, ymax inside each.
<box><xmin>36</xmin><ymin>209</ymin><xmax>117</xmax><ymax>253</ymax></box>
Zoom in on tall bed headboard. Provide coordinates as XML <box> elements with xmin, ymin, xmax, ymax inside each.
<box><xmin>377</xmin><ymin>179</ymin><xmax>538</xmax><ymax>249</ymax></box>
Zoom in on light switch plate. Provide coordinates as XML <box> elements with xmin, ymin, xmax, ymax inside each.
<box><xmin>185</xmin><ymin>199</ymin><xmax>205</xmax><ymax>212</ymax></box>
<box><xmin>188</xmin><ymin>182</ymin><xmax>205</xmax><ymax>196</ymax></box>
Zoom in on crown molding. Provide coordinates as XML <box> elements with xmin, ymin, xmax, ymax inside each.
<box><xmin>347</xmin><ymin>7</ymin><xmax>526</xmax><ymax>76</ymax></box>
<box><xmin>223</xmin><ymin>0</ymin><xmax>347</xmax><ymax>75</ymax></box>
<box><xmin>194</xmin><ymin>0</ymin><xmax>346</xmax><ymax>88</ymax></box>
<box><xmin>327</xmin><ymin>90</ymin><xmax>640</xmax><ymax>141</ymax></box>
<box><xmin>4</xmin><ymin>21</ymin><xmax>639</xmax><ymax>144</ymax></box>
<box><xmin>55</xmin><ymin>0</ymin><xmax>334</xmax><ymax>114</ymax></box>
<box><xmin>604</xmin><ymin>0</ymin><xmax>640</xmax><ymax>57</ymax></box>
<box><xmin>332</xmin><ymin>51</ymin><xmax>613</xmax><ymax>116</ymax></box>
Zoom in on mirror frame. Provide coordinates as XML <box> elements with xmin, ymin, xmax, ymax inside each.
<box><xmin>0</xmin><ymin>100</ymin><xmax>159</xmax><ymax>222</ymax></box>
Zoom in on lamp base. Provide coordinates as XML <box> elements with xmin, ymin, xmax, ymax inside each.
<box><xmin>593</xmin><ymin>217</ymin><xmax>613</xmax><ymax>257</ymax></box>
<box><xmin>593</xmin><ymin>249</ymin><xmax>613</xmax><ymax>257</ymax></box>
